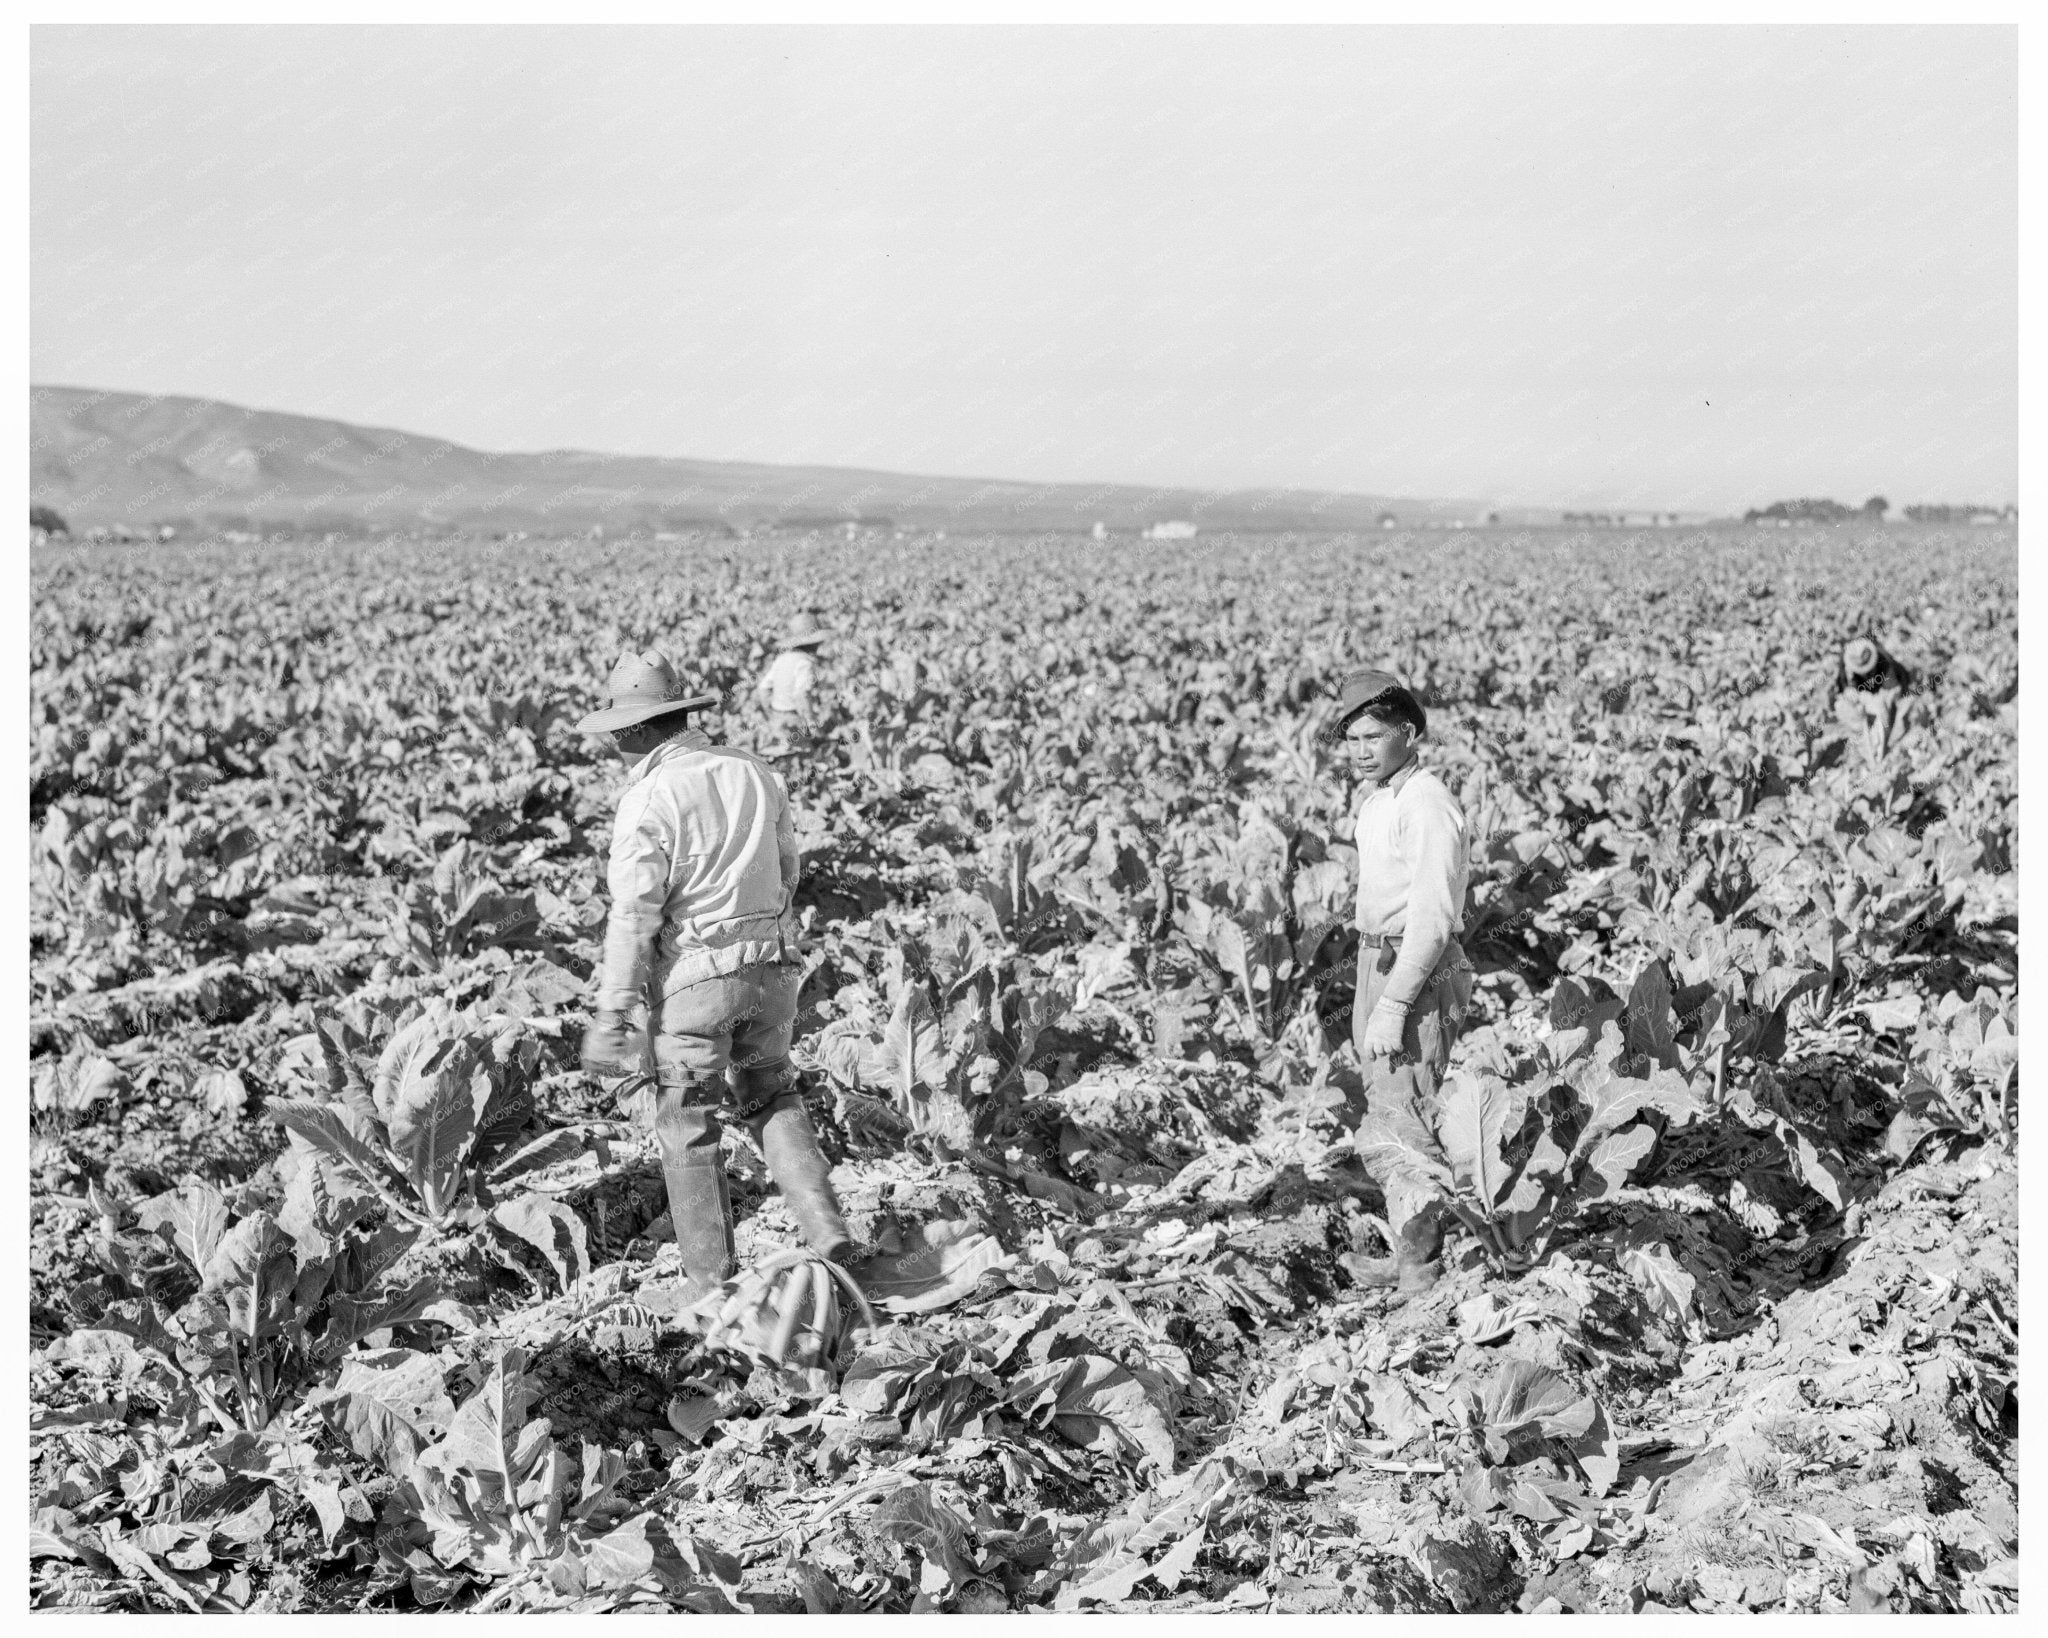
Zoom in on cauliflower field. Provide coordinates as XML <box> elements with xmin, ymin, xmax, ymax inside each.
<box><xmin>28</xmin><ymin>524</ymin><xmax>2017</xmax><ymax>1612</ymax></box>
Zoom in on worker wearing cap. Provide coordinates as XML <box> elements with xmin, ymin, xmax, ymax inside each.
<box><xmin>754</xmin><ymin>611</ymin><xmax>829</xmax><ymax>754</ymax></box>
<box><xmin>1323</xmin><ymin>669</ymin><xmax>1473</xmax><ymax>1292</ymax></box>
<box><xmin>574</xmin><ymin>649</ymin><xmax>855</xmax><ymax>1304</ymax></box>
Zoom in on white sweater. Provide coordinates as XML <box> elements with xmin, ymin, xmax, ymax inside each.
<box><xmin>1353</xmin><ymin>760</ymin><xmax>1468</xmax><ymax>1010</ymax></box>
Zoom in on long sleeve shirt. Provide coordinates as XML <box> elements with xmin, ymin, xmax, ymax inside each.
<box><xmin>595</xmin><ymin>729</ymin><xmax>800</xmax><ymax>1011</ymax></box>
<box><xmin>1353</xmin><ymin>759</ymin><xmax>1469</xmax><ymax>1010</ymax></box>
<box><xmin>756</xmin><ymin>648</ymin><xmax>819</xmax><ymax>716</ymax></box>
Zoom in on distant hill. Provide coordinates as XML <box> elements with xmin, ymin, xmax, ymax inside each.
<box><xmin>30</xmin><ymin>385</ymin><xmax>1494</xmax><ymax>536</ymax></box>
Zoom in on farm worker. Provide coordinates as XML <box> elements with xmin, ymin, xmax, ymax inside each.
<box><xmin>753</xmin><ymin>610</ymin><xmax>829</xmax><ymax>752</ymax></box>
<box><xmin>574</xmin><ymin>649</ymin><xmax>856</xmax><ymax>1302</ymax></box>
<box><xmin>1837</xmin><ymin>635</ymin><xmax>1915</xmax><ymax>695</ymax></box>
<box><xmin>1324</xmin><ymin>669</ymin><xmax>1473</xmax><ymax>1293</ymax></box>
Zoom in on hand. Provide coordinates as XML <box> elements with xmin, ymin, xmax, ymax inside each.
<box><xmin>580</xmin><ymin>1010</ymin><xmax>643</xmax><ymax>1079</ymax></box>
<box><xmin>1359</xmin><ymin>1001</ymin><xmax>1410</xmax><ymax>1061</ymax></box>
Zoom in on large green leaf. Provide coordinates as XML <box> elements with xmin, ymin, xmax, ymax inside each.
<box><xmin>315</xmin><ymin>1347</ymin><xmax>456</xmax><ymax>1478</ymax></box>
<box><xmin>1568</xmin><ymin>1059</ymin><xmax>1703</xmax><ymax>1167</ymax></box>
<box><xmin>339</xmin><ymin>1223</ymin><xmax>423</xmax><ymax>1295</ymax></box>
<box><xmin>860</xmin><ymin>1221</ymin><xmax>1013</xmax><ymax>1314</ymax></box>
<box><xmin>925</xmin><ymin>909</ymin><xmax>992</xmax><ymax>994</ymax></box>
<box><xmin>883</xmin><ymin>984</ymin><xmax>946</xmax><ymax>1100</ymax></box>
<box><xmin>489</xmin><ymin>1196</ymin><xmax>590</xmax><ymax>1291</ymax></box>
<box><xmin>470</xmin><ymin>1056</ymin><xmax>538</xmax><ymax>1170</ymax></box>
<box><xmin>1437</xmin><ymin>1072</ymin><xmax>1533</xmax><ymax>1214</ymax></box>
<box><xmin>1579</xmin><ymin>1124</ymin><xmax>1658</xmax><ymax>1199</ymax></box>
<box><xmin>1496</xmin><ymin>1125</ymin><xmax>1569</xmax><ymax>1221</ymax></box>
<box><xmin>315</xmin><ymin>1015</ymin><xmax>381</xmax><ymax>1127</ymax></box>
<box><xmin>423</xmin><ymin>1347</ymin><xmax>546</xmax><ymax>1510</ymax></box>
<box><xmin>1206</xmin><ymin>915</ymin><xmax>1255</xmax><ymax>1012</ymax></box>
<box><xmin>872</xmin><ymin>1483</ymin><xmax>981</xmax><ymax>1588</ymax></box>
<box><xmin>385</xmin><ymin>1038</ymin><xmax>482</xmax><ymax>1214</ymax></box>
<box><xmin>839</xmin><ymin>1347</ymin><xmax>933</xmax><ymax>1416</ymax></box>
<box><xmin>1353</xmin><ymin>1098</ymin><xmax>1455</xmax><ymax>1222</ymax></box>
<box><xmin>200</xmin><ymin>1211</ymin><xmax>298</xmax><ymax>1337</ymax></box>
<box><xmin>320</xmin><ymin>1277</ymin><xmax>437</xmax><ymax>1363</ymax></box>
<box><xmin>277</xmin><ymin>1157</ymin><xmax>372</xmax><ymax>1258</ymax></box>
<box><xmin>583</xmin><ymin>1511</ymin><xmax>695</xmax><ymax>1593</ymax></box>
<box><xmin>63</xmin><ymin>1282</ymin><xmax>181</xmax><ymax>1367</ymax></box>
<box><xmin>370</xmin><ymin>1009</ymin><xmax>452</xmax><ymax>1128</ymax></box>
<box><xmin>136</xmin><ymin>1182</ymin><xmax>230</xmax><ymax>1276</ymax></box>
<box><xmin>270</xmin><ymin>1100</ymin><xmax>399</xmax><ymax>1198</ymax></box>
<box><xmin>487</xmin><ymin>1128</ymin><xmax>584</xmax><ymax>1188</ymax></box>
<box><xmin>1006</xmin><ymin>1353</ymin><xmax>1176</xmax><ymax>1474</ymax></box>
<box><xmin>1623</xmin><ymin>960</ymin><xmax>1679</xmax><ymax>1070</ymax></box>
<box><xmin>1475</xmin><ymin>1362</ymin><xmax>1592</xmax><ymax>1447</ymax></box>
<box><xmin>1617</xmin><ymin>1237</ymin><xmax>1697</xmax><ymax>1329</ymax></box>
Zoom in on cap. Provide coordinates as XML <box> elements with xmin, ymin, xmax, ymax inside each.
<box><xmin>1322</xmin><ymin>668</ymin><xmax>1426</xmax><ymax>741</ymax></box>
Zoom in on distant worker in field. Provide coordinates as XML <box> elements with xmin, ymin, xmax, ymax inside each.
<box><xmin>1837</xmin><ymin>634</ymin><xmax>1915</xmax><ymax>695</ymax></box>
<box><xmin>1323</xmin><ymin>669</ymin><xmax>1473</xmax><ymax>1294</ymax></box>
<box><xmin>575</xmin><ymin>649</ymin><xmax>856</xmax><ymax>1304</ymax></box>
<box><xmin>753</xmin><ymin>610</ymin><xmax>830</xmax><ymax>753</ymax></box>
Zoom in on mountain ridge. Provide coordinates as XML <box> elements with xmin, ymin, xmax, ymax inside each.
<box><xmin>30</xmin><ymin>384</ymin><xmax>1506</xmax><ymax>535</ymax></box>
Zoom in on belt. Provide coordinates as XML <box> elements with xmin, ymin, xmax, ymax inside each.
<box><xmin>1358</xmin><ymin>933</ymin><xmax>1402</xmax><ymax>950</ymax></box>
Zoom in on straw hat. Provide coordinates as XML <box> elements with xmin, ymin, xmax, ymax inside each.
<box><xmin>574</xmin><ymin>649</ymin><xmax>721</xmax><ymax>734</ymax></box>
<box><xmin>784</xmin><ymin>611</ymin><xmax>829</xmax><ymax>650</ymax></box>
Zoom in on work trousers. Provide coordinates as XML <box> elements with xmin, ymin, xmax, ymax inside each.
<box><xmin>760</xmin><ymin>707</ymin><xmax>814</xmax><ymax>757</ymax></box>
<box><xmin>1352</xmin><ymin>936</ymin><xmax>1474</xmax><ymax>1233</ymax></box>
<box><xmin>642</xmin><ymin>961</ymin><xmax>825</xmax><ymax>1280</ymax></box>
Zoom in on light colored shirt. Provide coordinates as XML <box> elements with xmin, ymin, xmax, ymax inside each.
<box><xmin>595</xmin><ymin>729</ymin><xmax>800</xmax><ymax>1011</ymax></box>
<box><xmin>1353</xmin><ymin>760</ymin><xmax>1468</xmax><ymax>1010</ymax></box>
<box><xmin>757</xmin><ymin>648</ymin><xmax>819</xmax><ymax>716</ymax></box>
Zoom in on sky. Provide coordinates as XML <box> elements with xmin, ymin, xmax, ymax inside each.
<box><xmin>31</xmin><ymin>25</ymin><xmax>2016</xmax><ymax>513</ymax></box>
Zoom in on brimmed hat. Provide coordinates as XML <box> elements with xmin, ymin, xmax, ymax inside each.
<box><xmin>1320</xmin><ymin>668</ymin><xmax>1427</xmax><ymax>742</ymax></box>
<box><xmin>575</xmin><ymin>649</ymin><xmax>721</xmax><ymax>734</ymax></box>
<box><xmin>784</xmin><ymin>611</ymin><xmax>829</xmax><ymax>650</ymax></box>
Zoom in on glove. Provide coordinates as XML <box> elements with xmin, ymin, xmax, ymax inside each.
<box><xmin>580</xmin><ymin>1010</ymin><xmax>643</xmax><ymax>1079</ymax></box>
<box><xmin>1359</xmin><ymin>999</ymin><xmax>1410</xmax><ymax>1060</ymax></box>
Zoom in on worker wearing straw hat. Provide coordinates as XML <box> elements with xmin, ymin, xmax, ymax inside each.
<box><xmin>753</xmin><ymin>610</ymin><xmax>830</xmax><ymax>754</ymax></box>
<box><xmin>574</xmin><ymin>648</ymin><xmax>856</xmax><ymax>1303</ymax></box>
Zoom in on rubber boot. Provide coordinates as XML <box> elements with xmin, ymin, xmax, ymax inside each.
<box><xmin>653</xmin><ymin>1089</ymin><xmax>736</xmax><ymax>1305</ymax></box>
<box><xmin>1342</xmin><ymin>1210</ymin><xmax>1444</xmax><ymax>1293</ymax></box>
<box><xmin>747</xmin><ymin>1094</ymin><xmax>856</xmax><ymax>1264</ymax></box>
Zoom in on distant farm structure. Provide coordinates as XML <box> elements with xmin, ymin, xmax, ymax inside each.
<box><xmin>1905</xmin><ymin>503</ymin><xmax>2018</xmax><ymax>525</ymax></box>
<box><xmin>1563</xmin><ymin>511</ymin><xmax>1684</xmax><ymax>527</ymax></box>
<box><xmin>1143</xmin><ymin>520</ymin><xmax>1198</xmax><ymax>540</ymax></box>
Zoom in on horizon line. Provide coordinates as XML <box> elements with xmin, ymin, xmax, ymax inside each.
<box><xmin>31</xmin><ymin>380</ymin><xmax>2010</xmax><ymax>519</ymax></box>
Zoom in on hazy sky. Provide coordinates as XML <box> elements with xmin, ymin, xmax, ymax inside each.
<box><xmin>33</xmin><ymin>25</ymin><xmax>2015</xmax><ymax>511</ymax></box>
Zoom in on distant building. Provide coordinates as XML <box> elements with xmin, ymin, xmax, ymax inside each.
<box><xmin>1091</xmin><ymin>521</ymin><xmax>1107</xmax><ymax>540</ymax></box>
<box><xmin>1144</xmin><ymin>520</ymin><xmax>1198</xmax><ymax>540</ymax></box>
